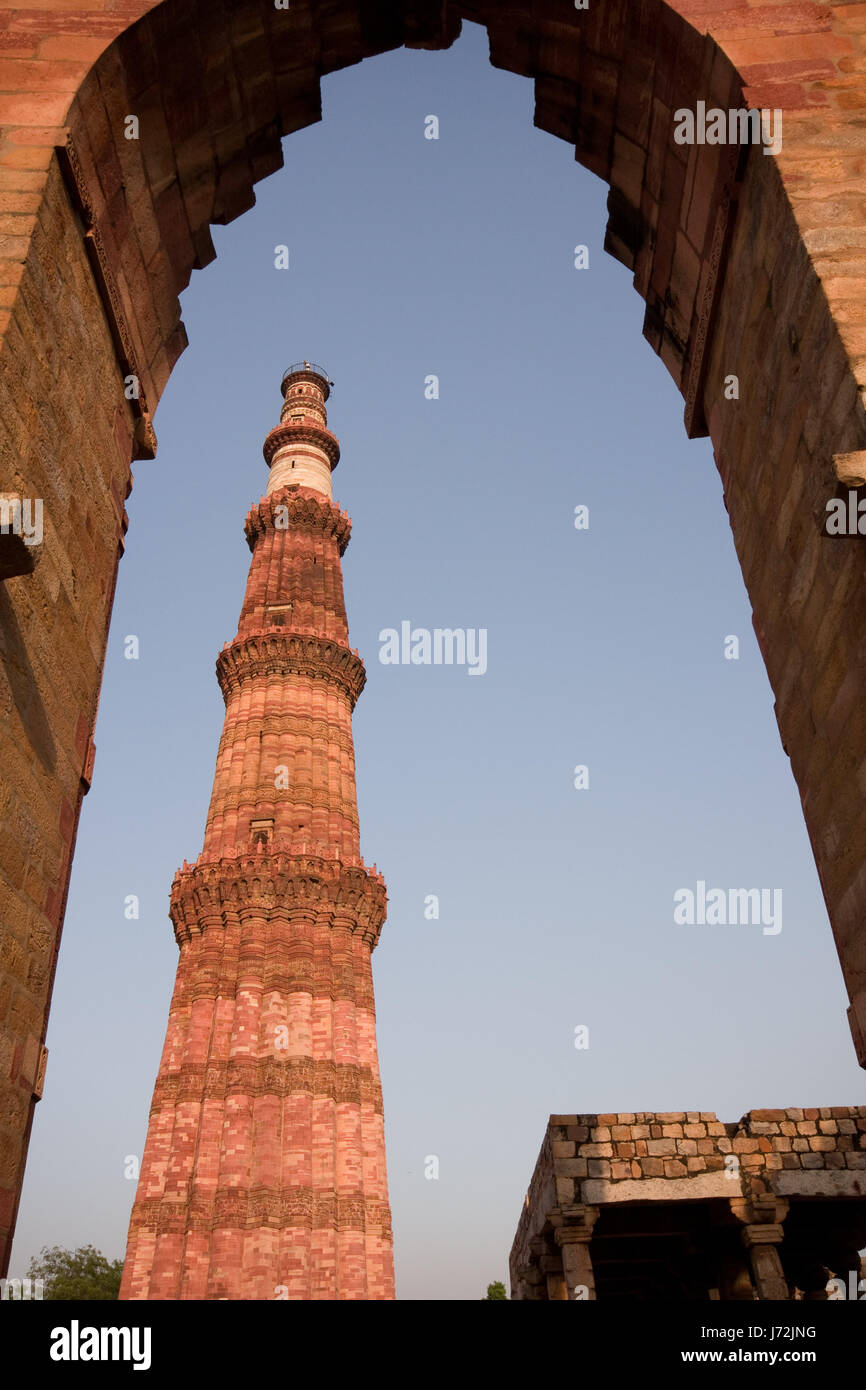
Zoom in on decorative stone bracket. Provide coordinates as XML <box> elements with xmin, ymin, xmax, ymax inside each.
<box><xmin>551</xmin><ymin>1203</ymin><xmax>600</xmax><ymax>1301</ymax></box>
<box><xmin>730</xmin><ymin>1196</ymin><xmax>790</xmax><ymax>1300</ymax></box>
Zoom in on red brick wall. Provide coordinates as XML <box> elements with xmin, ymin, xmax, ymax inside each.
<box><xmin>3</xmin><ymin>0</ymin><xmax>866</xmax><ymax>1280</ymax></box>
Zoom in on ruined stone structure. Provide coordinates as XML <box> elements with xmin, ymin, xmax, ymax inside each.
<box><xmin>4</xmin><ymin>0</ymin><xmax>866</xmax><ymax>1276</ymax></box>
<box><xmin>511</xmin><ymin>1109</ymin><xmax>866</xmax><ymax>1300</ymax></box>
<box><xmin>118</xmin><ymin>365</ymin><xmax>393</xmax><ymax>1300</ymax></box>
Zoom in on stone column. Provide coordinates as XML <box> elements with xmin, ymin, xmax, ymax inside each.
<box><xmin>551</xmin><ymin>1205</ymin><xmax>599</xmax><ymax>1301</ymax></box>
<box><xmin>730</xmin><ymin>1197</ymin><xmax>790</xmax><ymax>1301</ymax></box>
<box><xmin>516</xmin><ymin>1259</ymin><xmax>546</xmax><ymax>1301</ymax></box>
<box><xmin>527</xmin><ymin>1235</ymin><xmax>567</xmax><ymax>1300</ymax></box>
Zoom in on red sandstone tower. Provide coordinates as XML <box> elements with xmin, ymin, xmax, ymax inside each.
<box><xmin>119</xmin><ymin>364</ymin><xmax>394</xmax><ymax>1300</ymax></box>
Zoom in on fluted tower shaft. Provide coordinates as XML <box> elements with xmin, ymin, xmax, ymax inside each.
<box><xmin>119</xmin><ymin>366</ymin><xmax>394</xmax><ymax>1301</ymax></box>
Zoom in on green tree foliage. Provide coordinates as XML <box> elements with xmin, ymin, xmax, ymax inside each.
<box><xmin>26</xmin><ymin>1245</ymin><xmax>123</xmax><ymax>1301</ymax></box>
<box><xmin>482</xmin><ymin>1280</ymin><xmax>508</xmax><ymax>1300</ymax></box>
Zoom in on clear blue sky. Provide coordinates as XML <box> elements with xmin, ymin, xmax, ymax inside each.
<box><xmin>11</xmin><ymin>20</ymin><xmax>864</xmax><ymax>1300</ymax></box>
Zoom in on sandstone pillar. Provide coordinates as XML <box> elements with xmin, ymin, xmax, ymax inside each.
<box><xmin>730</xmin><ymin>1197</ymin><xmax>790</xmax><ymax>1301</ymax></box>
<box><xmin>552</xmin><ymin>1204</ymin><xmax>599</xmax><ymax>1300</ymax></box>
<box><xmin>529</xmin><ymin>1235</ymin><xmax>568</xmax><ymax>1300</ymax></box>
<box><xmin>118</xmin><ymin>364</ymin><xmax>393</xmax><ymax>1300</ymax></box>
<box><xmin>516</xmin><ymin>1254</ymin><xmax>546</xmax><ymax>1301</ymax></box>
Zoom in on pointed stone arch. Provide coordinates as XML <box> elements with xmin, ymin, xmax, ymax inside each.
<box><xmin>2</xmin><ymin>0</ymin><xmax>866</xmax><ymax>1278</ymax></box>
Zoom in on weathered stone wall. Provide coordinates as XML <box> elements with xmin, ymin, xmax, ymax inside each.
<box><xmin>511</xmin><ymin>1108</ymin><xmax>866</xmax><ymax>1299</ymax></box>
<box><xmin>542</xmin><ymin>1106</ymin><xmax>866</xmax><ymax>1197</ymax></box>
<box><xmin>704</xmin><ymin>145</ymin><xmax>866</xmax><ymax>1068</ymax></box>
<box><xmin>0</xmin><ymin>153</ymin><xmax>133</xmax><ymax>1273</ymax></box>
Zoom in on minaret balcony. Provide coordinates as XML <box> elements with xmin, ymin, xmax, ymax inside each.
<box><xmin>263</xmin><ymin>420</ymin><xmax>340</xmax><ymax>469</ymax></box>
<box><xmin>216</xmin><ymin>629</ymin><xmax>366</xmax><ymax>707</ymax></box>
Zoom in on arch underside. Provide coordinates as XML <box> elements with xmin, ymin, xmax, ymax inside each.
<box><xmin>1</xmin><ymin>0</ymin><xmax>866</xmax><ymax>1280</ymax></box>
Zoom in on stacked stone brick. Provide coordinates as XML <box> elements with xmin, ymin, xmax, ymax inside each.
<box><xmin>545</xmin><ymin>1108</ymin><xmax>866</xmax><ymax>1190</ymax></box>
<box><xmin>512</xmin><ymin>1108</ymin><xmax>866</xmax><ymax>1300</ymax></box>
<box><xmin>118</xmin><ymin>367</ymin><xmax>393</xmax><ymax>1300</ymax></box>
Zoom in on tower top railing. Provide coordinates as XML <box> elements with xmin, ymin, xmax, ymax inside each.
<box><xmin>281</xmin><ymin>361</ymin><xmax>333</xmax><ymax>389</ymax></box>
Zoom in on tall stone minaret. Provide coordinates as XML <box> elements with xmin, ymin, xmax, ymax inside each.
<box><xmin>120</xmin><ymin>364</ymin><xmax>394</xmax><ymax>1301</ymax></box>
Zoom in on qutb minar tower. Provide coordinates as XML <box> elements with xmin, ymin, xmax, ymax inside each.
<box><xmin>120</xmin><ymin>364</ymin><xmax>394</xmax><ymax>1300</ymax></box>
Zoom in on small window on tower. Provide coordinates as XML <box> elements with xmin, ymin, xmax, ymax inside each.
<box><xmin>250</xmin><ymin>818</ymin><xmax>274</xmax><ymax>848</ymax></box>
<box><xmin>266</xmin><ymin>603</ymin><xmax>292</xmax><ymax>627</ymax></box>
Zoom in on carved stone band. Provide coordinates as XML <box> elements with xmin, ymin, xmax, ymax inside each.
<box><xmin>216</xmin><ymin>631</ymin><xmax>366</xmax><ymax>707</ymax></box>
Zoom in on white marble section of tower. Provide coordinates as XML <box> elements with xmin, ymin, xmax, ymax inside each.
<box><xmin>265</xmin><ymin>363</ymin><xmax>339</xmax><ymax>499</ymax></box>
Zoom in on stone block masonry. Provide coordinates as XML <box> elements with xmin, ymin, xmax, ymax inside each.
<box><xmin>512</xmin><ymin>1109</ymin><xmax>866</xmax><ymax>1300</ymax></box>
